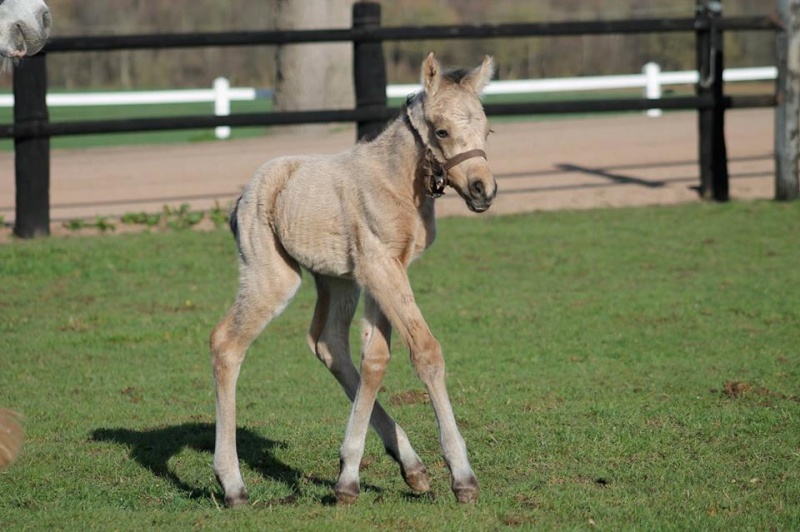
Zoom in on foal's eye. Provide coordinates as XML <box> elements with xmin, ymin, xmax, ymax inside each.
<box><xmin>435</xmin><ymin>129</ymin><xmax>449</xmax><ymax>139</ymax></box>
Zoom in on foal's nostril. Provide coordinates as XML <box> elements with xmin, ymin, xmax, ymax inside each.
<box><xmin>469</xmin><ymin>180</ymin><xmax>485</xmax><ymax>198</ymax></box>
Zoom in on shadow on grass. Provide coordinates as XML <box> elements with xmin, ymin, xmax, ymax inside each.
<box><xmin>90</xmin><ymin>422</ymin><xmax>334</xmax><ymax>503</ymax></box>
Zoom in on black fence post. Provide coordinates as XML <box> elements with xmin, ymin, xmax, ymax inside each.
<box><xmin>774</xmin><ymin>0</ymin><xmax>800</xmax><ymax>200</ymax></box>
<box><xmin>352</xmin><ymin>2</ymin><xmax>387</xmax><ymax>142</ymax></box>
<box><xmin>695</xmin><ymin>1</ymin><xmax>729</xmax><ymax>201</ymax></box>
<box><xmin>13</xmin><ymin>54</ymin><xmax>51</xmax><ymax>238</ymax></box>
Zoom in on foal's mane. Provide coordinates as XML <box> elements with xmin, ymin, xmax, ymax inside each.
<box><xmin>441</xmin><ymin>68</ymin><xmax>472</xmax><ymax>85</ymax></box>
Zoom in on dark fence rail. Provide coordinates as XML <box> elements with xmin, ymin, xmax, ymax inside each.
<box><xmin>39</xmin><ymin>16</ymin><xmax>776</xmax><ymax>52</ymax></box>
<box><xmin>3</xmin><ymin>1</ymin><xmax>788</xmax><ymax>238</ymax></box>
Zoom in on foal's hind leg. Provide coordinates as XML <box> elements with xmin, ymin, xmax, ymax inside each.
<box><xmin>210</xmin><ymin>233</ymin><xmax>301</xmax><ymax>507</ymax></box>
<box><xmin>307</xmin><ymin>275</ymin><xmax>429</xmax><ymax>502</ymax></box>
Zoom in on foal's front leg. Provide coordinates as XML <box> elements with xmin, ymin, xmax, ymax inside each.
<box><xmin>308</xmin><ymin>276</ymin><xmax>430</xmax><ymax>499</ymax></box>
<box><xmin>356</xmin><ymin>255</ymin><xmax>479</xmax><ymax>503</ymax></box>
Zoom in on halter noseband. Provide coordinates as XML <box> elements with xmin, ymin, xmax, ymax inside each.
<box><xmin>403</xmin><ymin>97</ymin><xmax>487</xmax><ymax>198</ymax></box>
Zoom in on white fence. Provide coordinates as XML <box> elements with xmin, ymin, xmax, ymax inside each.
<box><xmin>0</xmin><ymin>64</ymin><xmax>777</xmax><ymax>139</ymax></box>
<box><xmin>388</xmin><ymin>63</ymin><xmax>777</xmax><ymax>118</ymax></box>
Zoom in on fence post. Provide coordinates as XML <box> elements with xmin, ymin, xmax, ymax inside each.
<box><xmin>214</xmin><ymin>76</ymin><xmax>231</xmax><ymax>140</ymax></box>
<box><xmin>774</xmin><ymin>0</ymin><xmax>800</xmax><ymax>200</ymax></box>
<box><xmin>13</xmin><ymin>53</ymin><xmax>50</xmax><ymax>239</ymax></box>
<box><xmin>695</xmin><ymin>1</ymin><xmax>729</xmax><ymax>201</ymax></box>
<box><xmin>643</xmin><ymin>62</ymin><xmax>662</xmax><ymax>117</ymax></box>
<box><xmin>352</xmin><ymin>2</ymin><xmax>387</xmax><ymax>142</ymax></box>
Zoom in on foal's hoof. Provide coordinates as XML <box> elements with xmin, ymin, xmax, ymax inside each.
<box><xmin>401</xmin><ymin>464</ymin><xmax>431</xmax><ymax>493</ymax></box>
<box><xmin>224</xmin><ymin>488</ymin><xmax>249</xmax><ymax>508</ymax></box>
<box><xmin>453</xmin><ymin>477</ymin><xmax>479</xmax><ymax>504</ymax></box>
<box><xmin>334</xmin><ymin>480</ymin><xmax>360</xmax><ymax>505</ymax></box>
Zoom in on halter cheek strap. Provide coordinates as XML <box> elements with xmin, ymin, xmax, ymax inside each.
<box><xmin>443</xmin><ymin>149</ymin><xmax>487</xmax><ymax>172</ymax></box>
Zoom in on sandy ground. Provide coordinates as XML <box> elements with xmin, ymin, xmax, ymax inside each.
<box><xmin>0</xmin><ymin>108</ymin><xmax>775</xmax><ymax>240</ymax></box>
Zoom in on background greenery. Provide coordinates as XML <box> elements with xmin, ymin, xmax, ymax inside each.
<box><xmin>1</xmin><ymin>201</ymin><xmax>797</xmax><ymax>529</ymax></box>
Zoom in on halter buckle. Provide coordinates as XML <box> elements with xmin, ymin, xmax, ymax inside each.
<box><xmin>428</xmin><ymin>172</ymin><xmax>447</xmax><ymax>198</ymax></box>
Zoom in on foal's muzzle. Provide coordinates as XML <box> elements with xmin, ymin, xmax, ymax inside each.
<box><xmin>466</xmin><ymin>176</ymin><xmax>497</xmax><ymax>213</ymax></box>
<box><xmin>444</xmin><ymin>149</ymin><xmax>496</xmax><ymax>213</ymax></box>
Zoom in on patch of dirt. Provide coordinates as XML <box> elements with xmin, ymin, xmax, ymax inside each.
<box><xmin>359</xmin><ymin>455</ymin><xmax>375</xmax><ymax>471</ymax></box>
<box><xmin>721</xmin><ymin>380</ymin><xmax>752</xmax><ymax>398</ymax></box>
<box><xmin>501</xmin><ymin>514</ymin><xmax>536</xmax><ymax>527</ymax></box>
<box><xmin>120</xmin><ymin>386</ymin><xmax>142</xmax><ymax>403</ymax></box>
<box><xmin>389</xmin><ymin>390</ymin><xmax>429</xmax><ymax>406</ymax></box>
<box><xmin>514</xmin><ymin>493</ymin><xmax>541</xmax><ymax>509</ymax></box>
<box><xmin>718</xmin><ymin>380</ymin><xmax>799</xmax><ymax>403</ymax></box>
<box><xmin>0</xmin><ymin>109</ymin><xmax>775</xmax><ymax>244</ymax></box>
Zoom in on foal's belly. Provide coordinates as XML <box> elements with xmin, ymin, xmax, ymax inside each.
<box><xmin>282</xmin><ymin>232</ymin><xmax>354</xmax><ymax>278</ymax></box>
<box><xmin>273</xmin><ymin>199</ymin><xmax>355</xmax><ymax>278</ymax></box>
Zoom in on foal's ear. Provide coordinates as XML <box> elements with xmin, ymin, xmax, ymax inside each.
<box><xmin>421</xmin><ymin>52</ymin><xmax>441</xmax><ymax>96</ymax></box>
<box><xmin>462</xmin><ymin>55</ymin><xmax>495</xmax><ymax>95</ymax></box>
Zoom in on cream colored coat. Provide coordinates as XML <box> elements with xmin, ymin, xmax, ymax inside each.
<box><xmin>211</xmin><ymin>53</ymin><xmax>497</xmax><ymax>506</ymax></box>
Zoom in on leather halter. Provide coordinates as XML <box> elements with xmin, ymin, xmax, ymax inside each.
<box><xmin>443</xmin><ymin>148</ymin><xmax>487</xmax><ymax>173</ymax></box>
<box><xmin>403</xmin><ymin>98</ymin><xmax>488</xmax><ymax>198</ymax></box>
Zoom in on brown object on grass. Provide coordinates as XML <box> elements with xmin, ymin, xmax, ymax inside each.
<box><xmin>0</xmin><ymin>408</ymin><xmax>24</xmax><ymax>469</ymax></box>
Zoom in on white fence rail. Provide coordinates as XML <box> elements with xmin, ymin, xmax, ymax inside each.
<box><xmin>0</xmin><ymin>64</ymin><xmax>776</xmax><ymax>139</ymax></box>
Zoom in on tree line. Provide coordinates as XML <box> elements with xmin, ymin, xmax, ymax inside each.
<box><xmin>1</xmin><ymin>0</ymin><xmax>775</xmax><ymax>91</ymax></box>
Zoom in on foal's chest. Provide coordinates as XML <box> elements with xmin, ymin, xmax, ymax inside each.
<box><xmin>400</xmin><ymin>212</ymin><xmax>436</xmax><ymax>266</ymax></box>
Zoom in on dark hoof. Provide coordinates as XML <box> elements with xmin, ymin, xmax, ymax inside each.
<box><xmin>453</xmin><ymin>477</ymin><xmax>479</xmax><ymax>504</ymax></box>
<box><xmin>334</xmin><ymin>480</ymin><xmax>360</xmax><ymax>505</ymax></box>
<box><xmin>224</xmin><ymin>488</ymin><xmax>249</xmax><ymax>508</ymax></box>
<box><xmin>401</xmin><ymin>464</ymin><xmax>431</xmax><ymax>493</ymax></box>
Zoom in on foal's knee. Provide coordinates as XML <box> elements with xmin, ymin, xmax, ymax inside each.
<box><xmin>210</xmin><ymin>320</ymin><xmax>244</xmax><ymax>374</ymax></box>
<box><xmin>361</xmin><ymin>341</ymin><xmax>390</xmax><ymax>388</ymax></box>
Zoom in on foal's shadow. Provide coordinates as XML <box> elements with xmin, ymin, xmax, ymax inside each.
<box><xmin>90</xmin><ymin>423</ymin><xmax>332</xmax><ymax>502</ymax></box>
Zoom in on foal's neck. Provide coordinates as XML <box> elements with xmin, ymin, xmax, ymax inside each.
<box><xmin>369</xmin><ymin>116</ymin><xmax>429</xmax><ymax>202</ymax></box>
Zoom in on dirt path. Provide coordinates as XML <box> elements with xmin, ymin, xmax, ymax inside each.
<box><xmin>0</xmin><ymin>108</ymin><xmax>774</xmax><ymax>239</ymax></box>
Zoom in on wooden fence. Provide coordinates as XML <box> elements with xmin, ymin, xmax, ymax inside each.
<box><xmin>0</xmin><ymin>1</ymin><xmax>791</xmax><ymax>238</ymax></box>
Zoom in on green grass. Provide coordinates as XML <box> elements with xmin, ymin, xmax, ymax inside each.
<box><xmin>1</xmin><ymin>201</ymin><xmax>799</xmax><ymax>529</ymax></box>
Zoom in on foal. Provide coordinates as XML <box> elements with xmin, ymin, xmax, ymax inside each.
<box><xmin>211</xmin><ymin>53</ymin><xmax>497</xmax><ymax>506</ymax></box>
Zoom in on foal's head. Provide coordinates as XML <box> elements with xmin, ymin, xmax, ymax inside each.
<box><xmin>413</xmin><ymin>53</ymin><xmax>497</xmax><ymax>213</ymax></box>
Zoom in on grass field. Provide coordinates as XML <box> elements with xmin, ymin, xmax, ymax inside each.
<box><xmin>1</xmin><ymin>201</ymin><xmax>798</xmax><ymax>530</ymax></box>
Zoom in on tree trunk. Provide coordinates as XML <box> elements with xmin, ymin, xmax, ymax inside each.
<box><xmin>274</xmin><ymin>0</ymin><xmax>355</xmax><ymax>134</ymax></box>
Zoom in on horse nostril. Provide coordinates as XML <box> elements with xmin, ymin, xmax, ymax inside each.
<box><xmin>13</xmin><ymin>24</ymin><xmax>27</xmax><ymax>53</ymax></box>
<box><xmin>469</xmin><ymin>180</ymin><xmax>485</xmax><ymax>198</ymax></box>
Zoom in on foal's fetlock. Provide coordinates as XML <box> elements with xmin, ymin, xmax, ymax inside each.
<box><xmin>224</xmin><ymin>488</ymin><xmax>249</xmax><ymax>508</ymax></box>
<box><xmin>401</xmin><ymin>461</ymin><xmax>431</xmax><ymax>493</ymax></box>
<box><xmin>215</xmin><ymin>473</ymin><xmax>249</xmax><ymax>508</ymax></box>
<box><xmin>334</xmin><ymin>479</ymin><xmax>360</xmax><ymax>505</ymax></box>
<box><xmin>334</xmin><ymin>458</ymin><xmax>360</xmax><ymax>504</ymax></box>
<box><xmin>452</xmin><ymin>475</ymin><xmax>479</xmax><ymax>504</ymax></box>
